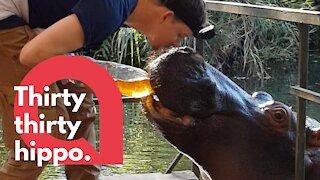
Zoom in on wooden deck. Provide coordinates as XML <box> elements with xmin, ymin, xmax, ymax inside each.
<box><xmin>102</xmin><ymin>171</ymin><xmax>199</xmax><ymax>180</ymax></box>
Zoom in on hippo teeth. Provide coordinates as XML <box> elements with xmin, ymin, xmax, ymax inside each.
<box><xmin>153</xmin><ymin>94</ymin><xmax>160</xmax><ymax>102</ymax></box>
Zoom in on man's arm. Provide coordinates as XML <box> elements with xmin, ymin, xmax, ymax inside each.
<box><xmin>20</xmin><ymin>14</ymin><xmax>85</xmax><ymax>67</ymax></box>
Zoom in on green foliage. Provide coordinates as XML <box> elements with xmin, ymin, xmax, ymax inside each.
<box><xmin>225</xmin><ymin>0</ymin><xmax>320</xmax><ymax>8</ymax></box>
<box><xmin>91</xmin><ymin>0</ymin><xmax>319</xmax><ymax>79</ymax></box>
<box><xmin>281</xmin><ymin>0</ymin><xmax>320</xmax><ymax>9</ymax></box>
<box><xmin>93</xmin><ymin>28</ymin><xmax>151</xmax><ymax>68</ymax></box>
<box><xmin>200</xmin><ymin>0</ymin><xmax>301</xmax><ymax>79</ymax></box>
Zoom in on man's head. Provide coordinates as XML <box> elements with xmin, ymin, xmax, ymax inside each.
<box><xmin>126</xmin><ymin>0</ymin><xmax>215</xmax><ymax>50</ymax></box>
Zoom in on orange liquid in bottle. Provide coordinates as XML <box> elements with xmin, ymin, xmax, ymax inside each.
<box><xmin>115</xmin><ymin>78</ymin><xmax>153</xmax><ymax>98</ymax></box>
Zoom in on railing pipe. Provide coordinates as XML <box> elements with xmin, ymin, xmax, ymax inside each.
<box><xmin>294</xmin><ymin>23</ymin><xmax>309</xmax><ymax>180</ymax></box>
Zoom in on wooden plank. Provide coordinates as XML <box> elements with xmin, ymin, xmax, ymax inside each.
<box><xmin>295</xmin><ymin>23</ymin><xmax>309</xmax><ymax>180</ymax></box>
<box><xmin>290</xmin><ymin>86</ymin><xmax>320</xmax><ymax>104</ymax></box>
<box><xmin>93</xmin><ymin>97</ymin><xmax>141</xmax><ymax>104</ymax></box>
<box><xmin>102</xmin><ymin>171</ymin><xmax>198</xmax><ymax>180</ymax></box>
<box><xmin>205</xmin><ymin>1</ymin><xmax>320</xmax><ymax>25</ymax></box>
<box><xmin>121</xmin><ymin>97</ymin><xmax>142</xmax><ymax>103</ymax></box>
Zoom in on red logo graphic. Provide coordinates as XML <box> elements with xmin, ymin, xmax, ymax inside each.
<box><xmin>14</xmin><ymin>56</ymin><xmax>123</xmax><ymax>165</ymax></box>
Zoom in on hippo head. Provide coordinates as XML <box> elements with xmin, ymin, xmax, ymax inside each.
<box><xmin>143</xmin><ymin>47</ymin><xmax>320</xmax><ymax>180</ymax></box>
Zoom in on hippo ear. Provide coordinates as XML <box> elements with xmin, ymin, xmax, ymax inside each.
<box><xmin>252</xmin><ymin>91</ymin><xmax>274</xmax><ymax>107</ymax></box>
<box><xmin>306</xmin><ymin>117</ymin><xmax>320</xmax><ymax>147</ymax></box>
<box><xmin>307</xmin><ymin>129</ymin><xmax>320</xmax><ymax>147</ymax></box>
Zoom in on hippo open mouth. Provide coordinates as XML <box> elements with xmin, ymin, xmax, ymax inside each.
<box><xmin>143</xmin><ymin>47</ymin><xmax>320</xmax><ymax>180</ymax></box>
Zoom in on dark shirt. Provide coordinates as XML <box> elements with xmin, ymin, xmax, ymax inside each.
<box><xmin>0</xmin><ymin>0</ymin><xmax>138</xmax><ymax>48</ymax></box>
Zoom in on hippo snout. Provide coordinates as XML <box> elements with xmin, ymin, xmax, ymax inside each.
<box><xmin>143</xmin><ymin>46</ymin><xmax>320</xmax><ymax>180</ymax></box>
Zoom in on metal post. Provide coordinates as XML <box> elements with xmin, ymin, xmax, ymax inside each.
<box><xmin>165</xmin><ymin>153</ymin><xmax>183</xmax><ymax>174</ymax></box>
<box><xmin>295</xmin><ymin>23</ymin><xmax>309</xmax><ymax>180</ymax></box>
<box><xmin>192</xmin><ymin>163</ymin><xmax>201</xmax><ymax>179</ymax></box>
<box><xmin>194</xmin><ymin>38</ymin><xmax>204</xmax><ymax>56</ymax></box>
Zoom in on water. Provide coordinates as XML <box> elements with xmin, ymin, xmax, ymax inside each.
<box><xmin>97</xmin><ymin>103</ymin><xmax>191</xmax><ymax>177</ymax></box>
<box><xmin>234</xmin><ymin>56</ymin><xmax>320</xmax><ymax>120</ymax></box>
<box><xmin>0</xmin><ymin>59</ymin><xmax>319</xmax><ymax>179</ymax></box>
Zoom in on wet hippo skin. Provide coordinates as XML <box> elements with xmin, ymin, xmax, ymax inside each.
<box><xmin>143</xmin><ymin>47</ymin><xmax>320</xmax><ymax>180</ymax></box>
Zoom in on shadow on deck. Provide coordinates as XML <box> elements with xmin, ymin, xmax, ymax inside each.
<box><xmin>102</xmin><ymin>171</ymin><xmax>198</xmax><ymax>180</ymax></box>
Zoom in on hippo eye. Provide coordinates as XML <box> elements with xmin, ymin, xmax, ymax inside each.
<box><xmin>273</xmin><ymin>109</ymin><xmax>287</xmax><ymax>121</ymax></box>
<box><xmin>275</xmin><ymin>111</ymin><xmax>283</xmax><ymax>119</ymax></box>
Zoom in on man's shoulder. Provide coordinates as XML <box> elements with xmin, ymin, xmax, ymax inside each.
<box><xmin>72</xmin><ymin>0</ymin><xmax>138</xmax><ymax>48</ymax></box>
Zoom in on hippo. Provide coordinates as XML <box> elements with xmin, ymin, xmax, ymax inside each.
<box><xmin>143</xmin><ymin>47</ymin><xmax>320</xmax><ymax>180</ymax></box>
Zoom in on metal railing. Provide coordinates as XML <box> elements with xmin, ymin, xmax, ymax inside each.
<box><xmin>207</xmin><ymin>1</ymin><xmax>320</xmax><ymax>180</ymax></box>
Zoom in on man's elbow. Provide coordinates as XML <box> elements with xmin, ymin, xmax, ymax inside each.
<box><xmin>19</xmin><ymin>45</ymin><xmax>38</xmax><ymax>67</ymax></box>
